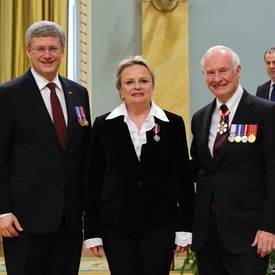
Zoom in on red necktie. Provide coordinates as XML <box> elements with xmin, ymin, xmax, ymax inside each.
<box><xmin>47</xmin><ymin>83</ymin><xmax>66</xmax><ymax>148</ymax></box>
<box><xmin>213</xmin><ymin>104</ymin><xmax>229</xmax><ymax>164</ymax></box>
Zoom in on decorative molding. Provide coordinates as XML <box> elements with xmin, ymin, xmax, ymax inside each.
<box><xmin>152</xmin><ymin>0</ymin><xmax>178</xmax><ymax>13</ymax></box>
<box><xmin>142</xmin><ymin>0</ymin><xmax>186</xmax><ymax>14</ymax></box>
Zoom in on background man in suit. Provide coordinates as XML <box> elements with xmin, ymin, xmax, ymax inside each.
<box><xmin>190</xmin><ymin>45</ymin><xmax>275</xmax><ymax>275</ymax></box>
<box><xmin>256</xmin><ymin>47</ymin><xmax>275</xmax><ymax>101</ymax></box>
<box><xmin>0</xmin><ymin>21</ymin><xmax>91</xmax><ymax>275</ymax></box>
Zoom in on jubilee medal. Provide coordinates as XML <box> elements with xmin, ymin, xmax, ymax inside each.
<box><xmin>153</xmin><ymin>124</ymin><xmax>160</xmax><ymax>142</ymax></box>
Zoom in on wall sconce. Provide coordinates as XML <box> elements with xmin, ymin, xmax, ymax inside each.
<box><xmin>142</xmin><ymin>0</ymin><xmax>187</xmax><ymax>14</ymax></box>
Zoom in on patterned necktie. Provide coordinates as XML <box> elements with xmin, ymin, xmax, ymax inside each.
<box><xmin>213</xmin><ymin>104</ymin><xmax>229</xmax><ymax>164</ymax></box>
<box><xmin>47</xmin><ymin>83</ymin><xmax>66</xmax><ymax>148</ymax></box>
<box><xmin>270</xmin><ymin>84</ymin><xmax>275</xmax><ymax>102</ymax></box>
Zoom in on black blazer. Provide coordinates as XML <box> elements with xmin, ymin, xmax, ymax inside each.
<box><xmin>0</xmin><ymin>69</ymin><xmax>91</xmax><ymax>234</ymax></box>
<box><xmin>190</xmin><ymin>89</ymin><xmax>275</xmax><ymax>254</ymax></box>
<box><xmin>84</xmin><ymin>110</ymin><xmax>195</xmax><ymax>240</ymax></box>
<box><xmin>256</xmin><ymin>80</ymin><xmax>271</xmax><ymax>99</ymax></box>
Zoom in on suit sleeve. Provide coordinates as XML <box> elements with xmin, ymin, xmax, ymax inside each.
<box><xmin>0</xmin><ymin>87</ymin><xmax>13</xmax><ymax>214</ymax></box>
<box><xmin>84</xmin><ymin>116</ymin><xmax>106</xmax><ymax>239</ymax></box>
<box><xmin>259</xmin><ymin>103</ymin><xmax>275</xmax><ymax>232</ymax></box>
<box><xmin>174</xmin><ymin>116</ymin><xmax>195</xmax><ymax>232</ymax></box>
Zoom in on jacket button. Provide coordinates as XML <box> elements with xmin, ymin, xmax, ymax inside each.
<box><xmin>60</xmin><ymin>181</ymin><xmax>66</xmax><ymax>187</ymax></box>
<box><xmin>137</xmin><ymin>182</ymin><xmax>143</xmax><ymax>187</ymax></box>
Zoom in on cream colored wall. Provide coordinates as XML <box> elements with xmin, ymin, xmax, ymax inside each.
<box><xmin>91</xmin><ymin>0</ymin><xmax>142</xmax><ymax>120</ymax></box>
<box><xmin>142</xmin><ymin>1</ymin><xmax>190</xmax><ymax>141</ymax></box>
<box><xmin>77</xmin><ymin>0</ymin><xmax>93</xmax><ymax>119</ymax></box>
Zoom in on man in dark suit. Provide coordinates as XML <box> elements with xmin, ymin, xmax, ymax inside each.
<box><xmin>256</xmin><ymin>47</ymin><xmax>275</xmax><ymax>101</ymax></box>
<box><xmin>190</xmin><ymin>45</ymin><xmax>275</xmax><ymax>275</ymax></box>
<box><xmin>0</xmin><ymin>21</ymin><xmax>91</xmax><ymax>275</ymax></box>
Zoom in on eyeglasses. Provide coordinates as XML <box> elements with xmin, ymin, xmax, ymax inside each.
<box><xmin>29</xmin><ymin>46</ymin><xmax>62</xmax><ymax>54</ymax></box>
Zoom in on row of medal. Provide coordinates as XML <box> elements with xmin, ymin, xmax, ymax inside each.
<box><xmin>217</xmin><ymin>121</ymin><xmax>258</xmax><ymax>143</ymax></box>
<box><xmin>228</xmin><ymin>124</ymin><xmax>258</xmax><ymax>143</ymax></box>
<box><xmin>74</xmin><ymin>106</ymin><xmax>89</xmax><ymax>126</ymax></box>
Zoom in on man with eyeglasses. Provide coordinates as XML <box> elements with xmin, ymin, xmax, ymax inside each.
<box><xmin>0</xmin><ymin>21</ymin><xmax>92</xmax><ymax>275</ymax></box>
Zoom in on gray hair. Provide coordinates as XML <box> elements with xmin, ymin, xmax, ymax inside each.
<box><xmin>116</xmin><ymin>55</ymin><xmax>155</xmax><ymax>90</ymax></box>
<box><xmin>264</xmin><ymin>48</ymin><xmax>275</xmax><ymax>61</ymax></box>
<box><xmin>201</xmin><ymin>45</ymin><xmax>241</xmax><ymax>72</ymax></box>
<box><xmin>25</xmin><ymin>21</ymin><xmax>66</xmax><ymax>47</ymax></box>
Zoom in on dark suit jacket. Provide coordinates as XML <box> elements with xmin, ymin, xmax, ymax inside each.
<box><xmin>256</xmin><ymin>80</ymin><xmax>271</xmax><ymax>99</ymax></box>
<box><xmin>0</xmin><ymin>69</ymin><xmax>91</xmax><ymax>234</ymax></box>
<box><xmin>84</xmin><ymin>110</ymin><xmax>195</xmax><ymax>240</ymax></box>
<box><xmin>190</xmin><ymin>89</ymin><xmax>275</xmax><ymax>254</ymax></box>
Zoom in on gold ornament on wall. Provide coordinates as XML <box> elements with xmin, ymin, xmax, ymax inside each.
<box><xmin>152</xmin><ymin>0</ymin><xmax>178</xmax><ymax>13</ymax></box>
<box><xmin>142</xmin><ymin>0</ymin><xmax>186</xmax><ymax>14</ymax></box>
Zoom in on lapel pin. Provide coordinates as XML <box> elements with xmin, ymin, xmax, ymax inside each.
<box><xmin>153</xmin><ymin>124</ymin><xmax>160</xmax><ymax>142</ymax></box>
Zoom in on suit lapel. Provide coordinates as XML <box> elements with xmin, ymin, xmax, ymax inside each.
<box><xmin>202</xmin><ymin>101</ymin><xmax>217</xmax><ymax>167</ymax></box>
<box><xmin>140</xmin><ymin>118</ymin><xmax>159</xmax><ymax>162</ymax></box>
<box><xmin>121</xmin><ymin>118</ymin><xmax>141</xmax><ymax>163</ymax></box>
<box><xmin>59</xmin><ymin>77</ymin><xmax>75</xmax><ymax>151</ymax></box>
<box><xmin>231</xmin><ymin>90</ymin><xmax>253</xmax><ymax>123</ymax></box>
<box><xmin>217</xmin><ymin>90</ymin><xmax>253</xmax><ymax>164</ymax></box>
<box><xmin>263</xmin><ymin>81</ymin><xmax>271</xmax><ymax>99</ymax></box>
<box><xmin>22</xmin><ymin>70</ymin><xmax>61</xmax><ymax>148</ymax></box>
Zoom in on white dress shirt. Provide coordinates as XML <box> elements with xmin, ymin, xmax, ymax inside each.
<box><xmin>31</xmin><ymin>68</ymin><xmax>68</xmax><ymax>125</ymax></box>
<box><xmin>208</xmin><ymin>84</ymin><xmax>243</xmax><ymax>156</ymax></box>
<box><xmin>269</xmin><ymin>81</ymin><xmax>275</xmax><ymax>100</ymax></box>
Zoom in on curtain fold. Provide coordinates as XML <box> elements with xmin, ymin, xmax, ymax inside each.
<box><xmin>0</xmin><ymin>0</ymin><xmax>68</xmax><ymax>84</ymax></box>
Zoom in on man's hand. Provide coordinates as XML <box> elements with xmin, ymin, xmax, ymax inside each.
<box><xmin>0</xmin><ymin>214</ymin><xmax>23</xmax><ymax>237</ymax></box>
<box><xmin>251</xmin><ymin>230</ymin><xmax>275</xmax><ymax>258</ymax></box>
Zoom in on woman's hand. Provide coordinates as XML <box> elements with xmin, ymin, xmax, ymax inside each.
<box><xmin>173</xmin><ymin>245</ymin><xmax>188</xmax><ymax>253</ymax></box>
<box><xmin>90</xmin><ymin>245</ymin><xmax>104</xmax><ymax>258</ymax></box>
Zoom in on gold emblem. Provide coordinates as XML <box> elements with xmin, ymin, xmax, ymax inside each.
<box><xmin>151</xmin><ymin>0</ymin><xmax>178</xmax><ymax>13</ymax></box>
<box><xmin>79</xmin><ymin>120</ymin><xmax>85</xmax><ymax>127</ymax></box>
<box><xmin>248</xmin><ymin>134</ymin><xmax>256</xmax><ymax>143</ymax></box>
<box><xmin>235</xmin><ymin>135</ymin><xmax>242</xmax><ymax>143</ymax></box>
<box><xmin>217</xmin><ymin>121</ymin><xmax>228</xmax><ymax>135</ymax></box>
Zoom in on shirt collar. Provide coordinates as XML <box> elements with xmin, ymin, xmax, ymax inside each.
<box><xmin>216</xmin><ymin>84</ymin><xmax>243</xmax><ymax>115</ymax></box>
<box><xmin>106</xmin><ymin>100</ymin><xmax>169</xmax><ymax>122</ymax></box>
<box><xmin>31</xmin><ymin>67</ymin><xmax>62</xmax><ymax>91</ymax></box>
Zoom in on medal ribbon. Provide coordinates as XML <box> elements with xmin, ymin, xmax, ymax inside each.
<box><xmin>236</xmin><ymin>124</ymin><xmax>243</xmax><ymax>137</ymax></box>
<box><xmin>153</xmin><ymin>124</ymin><xmax>160</xmax><ymax>135</ymax></box>
<box><xmin>79</xmin><ymin>106</ymin><xmax>87</xmax><ymax>121</ymax></box>
<box><xmin>247</xmin><ymin>124</ymin><xmax>258</xmax><ymax>143</ymax></box>
<box><xmin>243</xmin><ymin>124</ymin><xmax>248</xmax><ymax>136</ymax></box>
<box><xmin>249</xmin><ymin>124</ymin><xmax>257</xmax><ymax>136</ymax></box>
<box><xmin>230</xmin><ymin>124</ymin><xmax>236</xmax><ymax>133</ymax></box>
<box><xmin>74</xmin><ymin>107</ymin><xmax>82</xmax><ymax>121</ymax></box>
<box><xmin>219</xmin><ymin>106</ymin><xmax>230</xmax><ymax>120</ymax></box>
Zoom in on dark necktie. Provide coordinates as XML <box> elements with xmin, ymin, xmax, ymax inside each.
<box><xmin>213</xmin><ymin>104</ymin><xmax>229</xmax><ymax>164</ymax></box>
<box><xmin>270</xmin><ymin>84</ymin><xmax>275</xmax><ymax>102</ymax></box>
<box><xmin>47</xmin><ymin>83</ymin><xmax>66</xmax><ymax>148</ymax></box>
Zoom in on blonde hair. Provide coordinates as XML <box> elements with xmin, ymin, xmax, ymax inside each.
<box><xmin>115</xmin><ymin>55</ymin><xmax>155</xmax><ymax>90</ymax></box>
